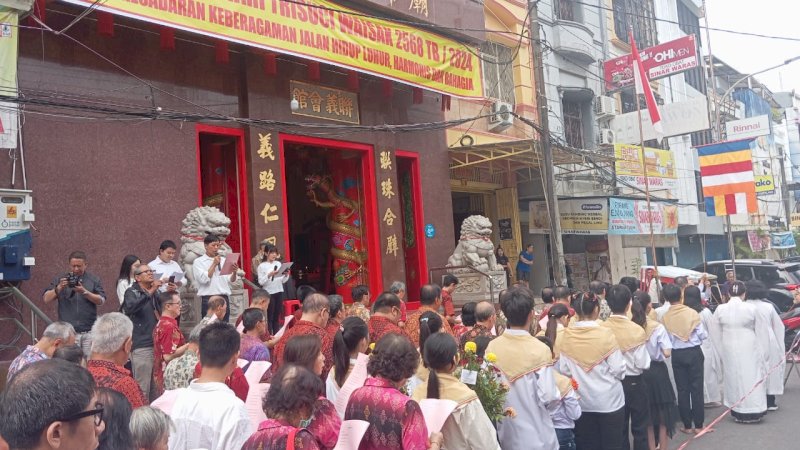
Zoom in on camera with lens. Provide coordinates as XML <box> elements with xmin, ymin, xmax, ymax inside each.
<box><xmin>66</xmin><ymin>273</ymin><xmax>81</xmax><ymax>288</ymax></box>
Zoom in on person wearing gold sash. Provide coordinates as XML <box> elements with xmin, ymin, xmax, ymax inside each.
<box><xmin>601</xmin><ymin>285</ymin><xmax>651</xmax><ymax>450</ymax></box>
<box><xmin>486</xmin><ymin>286</ymin><xmax>560</xmax><ymax>450</ymax></box>
<box><xmin>660</xmin><ymin>284</ymin><xmax>706</xmax><ymax>434</ymax></box>
<box><xmin>633</xmin><ymin>291</ymin><xmax>679</xmax><ymax>450</ymax></box>
<box><xmin>412</xmin><ymin>333</ymin><xmax>500</xmax><ymax>449</ymax></box>
<box><xmin>556</xmin><ymin>291</ymin><xmax>626</xmax><ymax>450</ymax></box>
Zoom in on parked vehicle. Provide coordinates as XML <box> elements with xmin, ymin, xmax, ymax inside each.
<box><xmin>693</xmin><ymin>259</ymin><xmax>800</xmax><ymax>311</ymax></box>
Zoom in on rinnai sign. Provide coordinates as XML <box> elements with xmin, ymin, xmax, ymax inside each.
<box><xmin>604</xmin><ymin>35</ymin><xmax>698</xmax><ymax>92</ymax></box>
<box><xmin>61</xmin><ymin>0</ymin><xmax>483</xmax><ymax>98</ymax></box>
<box><xmin>725</xmin><ymin>115</ymin><xmax>771</xmax><ymax>141</ymax></box>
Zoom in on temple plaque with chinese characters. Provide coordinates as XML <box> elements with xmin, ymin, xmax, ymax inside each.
<box><xmin>290</xmin><ymin>81</ymin><xmax>360</xmax><ymax>124</ymax></box>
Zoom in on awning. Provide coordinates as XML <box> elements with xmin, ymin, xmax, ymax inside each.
<box><xmin>449</xmin><ymin>138</ymin><xmax>613</xmax><ymax>172</ymax></box>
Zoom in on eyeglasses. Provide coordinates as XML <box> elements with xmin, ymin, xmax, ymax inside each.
<box><xmin>135</xmin><ymin>269</ymin><xmax>154</xmax><ymax>275</ymax></box>
<box><xmin>60</xmin><ymin>402</ymin><xmax>104</xmax><ymax>427</ymax></box>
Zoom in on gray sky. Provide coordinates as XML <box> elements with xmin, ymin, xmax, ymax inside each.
<box><xmin>706</xmin><ymin>0</ymin><xmax>800</xmax><ymax>95</ymax></box>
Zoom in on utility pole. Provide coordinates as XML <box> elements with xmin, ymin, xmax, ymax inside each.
<box><xmin>528</xmin><ymin>0</ymin><xmax>566</xmax><ymax>286</ymax></box>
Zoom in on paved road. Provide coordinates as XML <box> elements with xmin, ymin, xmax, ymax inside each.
<box><xmin>666</xmin><ymin>364</ymin><xmax>800</xmax><ymax>449</ymax></box>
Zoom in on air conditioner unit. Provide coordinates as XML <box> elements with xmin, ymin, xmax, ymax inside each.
<box><xmin>488</xmin><ymin>101</ymin><xmax>514</xmax><ymax>132</ymax></box>
<box><xmin>595</xmin><ymin>95</ymin><xmax>618</xmax><ymax>119</ymax></box>
<box><xmin>597</xmin><ymin>128</ymin><xmax>615</xmax><ymax>145</ymax></box>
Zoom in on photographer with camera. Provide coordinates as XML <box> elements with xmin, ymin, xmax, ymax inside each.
<box><xmin>43</xmin><ymin>251</ymin><xmax>106</xmax><ymax>357</ymax></box>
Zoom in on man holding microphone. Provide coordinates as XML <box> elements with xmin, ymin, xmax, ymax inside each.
<box><xmin>192</xmin><ymin>234</ymin><xmax>239</xmax><ymax>323</ymax></box>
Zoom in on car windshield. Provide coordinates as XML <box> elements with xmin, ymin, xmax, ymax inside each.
<box><xmin>782</xmin><ymin>264</ymin><xmax>800</xmax><ymax>284</ymax></box>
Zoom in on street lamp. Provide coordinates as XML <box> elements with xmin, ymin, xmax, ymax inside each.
<box><xmin>710</xmin><ymin>55</ymin><xmax>800</xmax><ymax>276</ymax></box>
<box><xmin>714</xmin><ymin>55</ymin><xmax>800</xmax><ymax>137</ymax></box>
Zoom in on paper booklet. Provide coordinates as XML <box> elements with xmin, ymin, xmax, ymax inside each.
<box><xmin>168</xmin><ymin>271</ymin><xmax>185</xmax><ymax>283</ymax></box>
<box><xmin>243</xmin><ymin>361</ymin><xmax>273</xmax><ymax>430</ymax></box>
<box><xmin>274</xmin><ymin>262</ymin><xmax>293</xmax><ymax>278</ymax></box>
<box><xmin>220</xmin><ymin>253</ymin><xmax>240</xmax><ymax>275</ymax></box>
<box><xmin>419</xmin><ymin>399</ymin><xmax>458</xmax><ymax>433</ymax></box>
<box><xmin>333</xmin><ymin>353</ymin><xmax>369</xmax><ymax>418</ymax></box>
<box><xmin>332</xmin><ymin>420</ymin><xmax>370</xmax><ymax>450</ymax></box>
<box><xmin>272</xmin><ymin>315</ymin><xmax>295</xmax><ymax>340</ymax></box>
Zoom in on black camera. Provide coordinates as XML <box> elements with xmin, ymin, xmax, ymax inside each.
<box><xmin>66</xmin><ymin>273</ymin><xmax>81</xmax><ymax>288</ymax></box>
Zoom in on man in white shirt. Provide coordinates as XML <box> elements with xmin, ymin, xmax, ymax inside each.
<box><xmin>192</xmin><ymin>234</ymin><xmax>238</xmax><ymax>323</ymax></box>
<box><xmin>168</xmin><ymin>321</ymin><xmax>252</xmax><ymax>450</ymax></box>
<box><xmin>149</xmin><ymin>240</ymin><xmax>183</xmax><ymax>292</ymax></box>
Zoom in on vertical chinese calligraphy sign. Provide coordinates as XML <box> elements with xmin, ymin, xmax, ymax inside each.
<box><xmin>375</xmin><ymin>148</ymin><xmax>407</xmax><ymax>287</ymax></box>
<box><xmin>249</xmin><ymin>130</ymin><xmax>285</xmax><ymax>261</ymax></box>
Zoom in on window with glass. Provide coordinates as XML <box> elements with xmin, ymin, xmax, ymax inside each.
<box><xmin>480</xmin><ymin>42</ymin><xmax>516</xmax><ymax>105</ymax></box>
<box><xmin>563</xmin><ymin>99</ymin><xmax>585</xmax><ymax>149</ymax></box>
<box><xmin>612</xmin><ymin>0</ymin><xmax>657</xmax><ymax>48</ymax></box>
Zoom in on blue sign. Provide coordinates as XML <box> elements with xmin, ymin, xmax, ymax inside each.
<box><xmin>424</xmin><ymin>224</ymin><xmax>436</xmax><ymax>238</ymax></box>
<box><xmin>771</xmin><ymin>231</ymin><xmax>797</xmax><ymax>249</ymax></box>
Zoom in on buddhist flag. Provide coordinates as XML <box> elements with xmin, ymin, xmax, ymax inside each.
<box><xmin>629</xmin><ymin>31</ymin><xmax>663</xmax><ymax>140</ymax></box>
<box><xmin>697</xmin><ymin>139</ymin><xmax>758</xmax><ymax>216</ymax></box>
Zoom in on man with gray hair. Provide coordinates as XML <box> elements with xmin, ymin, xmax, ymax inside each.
<box><xmin>389</xmin><ymin>281</ymin><xmax>408</xmax><ymax>327</ymax></box>
<box><xmin>131</xmin><ymin>406</ymin><xmax>173</xmax><ymax>450</ymax></box>
<box><xmin>86</xmin><ymin>312</ymin><xmax>147</xmax><ymax>408</ymax></box>
<box><xmin>272</xmin><ymin>293</ymin><xmax>334</xmax><ymax>379</ymax></box>
<box><xmin>6</xmin><ymin>321</ymin><xmax>76</xmax><ymax>381</ymax></box>
<box><xmin>459</xmin><ymin>301</ymin><xmax>497</xmax><ymax>348</ymax></box>
<box><xmin>163</xmin><ymin>323</ymin><xmax>204</xmax><ymax>390</ymax></box>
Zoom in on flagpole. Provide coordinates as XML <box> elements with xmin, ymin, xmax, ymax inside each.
<box><xmin>634</xmin><ymin>83</ymin><xmax>660</xmax><ymax>278</ymax></box>
<box><xmin>629</xmin><ymin>29</ymin><xmax>660</xmax><ymax>277</ymax></box>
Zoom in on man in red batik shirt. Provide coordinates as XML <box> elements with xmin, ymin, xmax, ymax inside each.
<box><xmin>272</xmin><ymin>293</ymin><xmax>334</xmax><ymax>380</ymax></box>
<box><xmin>153</xmin><ymin>291</ymin><xmax>187</xmax><ymax>397</ymax></box>
<box><xmin>367</xmin><ymin>292</ymin><xmax>410</xmax><ymax>345</ymax></box>
<box><xmin>441</xmin><ymin>274</ymin><xmax>459</xmax><ymax>326</ymax></box>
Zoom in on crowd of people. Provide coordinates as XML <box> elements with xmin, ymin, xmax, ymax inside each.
<box><xmin>0</xmin><ymin>235</ymin><xmax>790</xmax><ymax>450</ymax></box>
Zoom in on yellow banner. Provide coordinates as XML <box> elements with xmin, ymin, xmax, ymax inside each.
<box><xmin>63</xmin><ymin>0</ymin><xmax>483</xmax><ymax>98</ymax></box>
<box><xmin>614</xmin><ymin>143</ymin><xmax>676</xmax><ymax>178</ymax></box>
<box><xmin>755</xmin><ymin>174</ymin><xmax>775</xmax><ymax>194</ymax></box>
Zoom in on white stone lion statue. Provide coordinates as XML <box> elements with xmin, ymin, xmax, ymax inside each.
<box><xmin>446</xmin><ymin>215</ymin><xmax>499</xmax><ymax>273</ymax></box>
<box><xmin>178</xmin><ymin>206</ymin><xmax>245</xmax><ymax>324</ymax></box>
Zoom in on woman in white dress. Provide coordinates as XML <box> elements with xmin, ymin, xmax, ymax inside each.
<box><xmin>712</xmin><ymin>281</ymin><xmax>770</xmax><ymax>423</ymax></box>
<box><xmin>412</xmin><ymin>333</ymin><xmax>500</xmax><ymax>449</ymax></box>
<box><xmin>683</xmin><ymin>285</ymin><xmax>723</xmax><ymax>406</ymax></box>
<box><xmin>745</xmin><ymin>280</ymin><xmax>785</xmax><ymax>411</ymax></box>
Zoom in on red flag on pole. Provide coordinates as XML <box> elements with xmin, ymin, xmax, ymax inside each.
<box><xmin>629</xmin><ymin>31</ymin><xmax>664</xmax><ymax>140</ymax></box>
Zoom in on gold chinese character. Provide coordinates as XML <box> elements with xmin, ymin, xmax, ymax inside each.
<box><xmin>338</xmin><ymin>96</ymin><xmax>354</xmax><ymax>118</ymax></box>
<box><xmin>292</xmin><ymin>88</ymin><xmax>309</xmax><ymax>109</ymax></box>
<box><xmin>386</xmin><ymin>234</ymin><xmax>399</xmax><ymax>257</ymax></box>
<box><xmin>383</xmin><ymin>208</ymin><xmax>397</xmax><ymax>226</ymax></box>
<box><xmin>257</xmin><ymin>133</ymin><xmax>275</xmax><ymax>160</ymax></box>
<box><xmin>309</xmin><ymin>91</ymin><xmax>323</xmax><ymax>113</ymax></box>
<box><xmin>265</xmin><ymin>236</ymin><xmax>277</xmax><ymax>245</ymax></box>
<box><xmin>409</xmin><ymin>0</ymin><xmax>428</xmax><ymax>16</ymax></box>
<box><xmin>380</xmin><ymin>151</ymin><xmax>392</xmax><ymax>170</ymax></box>
<box><xmin>260</xmin><ymin>203</ymin><xmax>279</xmax><ymax>224</ymax></box>
<box><xmin>325</xmin><ymin>93</ymin><xmax>340</xmax><ymax>115</ymax></box>
<box><xmin>381</xmin><ymin>179</ymin><xmax>396</xmax><ymax>199</ymax></box>
<box><xmin>259</xmin><ymin>169</ymin><xmax>276</xmax><ymax>191</ymax></box>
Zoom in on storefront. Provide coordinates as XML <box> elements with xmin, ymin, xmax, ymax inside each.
<box><xmin>7</xmin><ymin>0</ymin><xmax>485</xmax><ymax>313</ymax></box>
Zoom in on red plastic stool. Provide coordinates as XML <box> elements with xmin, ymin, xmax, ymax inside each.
<box><xmin>283</xmin><ymin>299</ymin><xmax>302</xmax><ymax>317</ymax></box>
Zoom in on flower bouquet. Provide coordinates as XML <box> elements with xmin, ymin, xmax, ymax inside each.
<box><xmin>456</xmin><ymin>341</ymin><xmax>513</xmax><ymax>422</ymax></box>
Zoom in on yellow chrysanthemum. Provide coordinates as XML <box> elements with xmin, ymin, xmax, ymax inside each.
<box><xmin>485</xmin><ymin>352</ymin><xmax>497</xmax><ymax>363</ymax></box>
<box><xmin>464</xmin><ymin>341</ymin><xmax>477</xmax><ymax>353</ymax></box>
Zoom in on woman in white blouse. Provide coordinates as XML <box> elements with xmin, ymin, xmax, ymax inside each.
<box><xmin>412</xmin><ymin>333</ymin><xmax>500</xmax><ymax>450</ymax></box>
<box><xmin>115</xmin><ymin>254</ymin><xmax>140</xmax><ymax>306</ymax></box>
<box><xmin>327</xmin><ymin>316</ymin><xmax>369</xmax><ymax>404</ymax></box>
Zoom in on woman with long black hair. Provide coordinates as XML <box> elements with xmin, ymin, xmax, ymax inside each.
<box><xmin>327</xmin><ymin>316</ymin><xmax>369</xmax><ymax>402</ymax></box>
<box><xmin>116</xmin><ymin>254</ymin><xmax>140</xmax><ymax>306</ymax></box>
<box><xmin>412</xmin><ymin>333</ymin><xmax>499</xmax><ymax>449</ymax></box>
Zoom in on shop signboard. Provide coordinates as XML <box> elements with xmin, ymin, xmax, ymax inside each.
<box><xmin>725</xmin><ymin>115</ymin><xmax>771</xmax><ymax>141</ymax></box>
<box><xmin>62</xmin><ymin>0</ymin><xmax>484</xmax><ymax>98</ymax></box>
<box><xmin>614</xmin><ymin>144</ymin><xmax>677</xmax><ymax>193</ymax></box>
<box><xmin>611</xmin><ymin>97</ymin><xmax>710</xmax><ymax>144</ymax></box>
<box><xmin>529</xmin><ymin>199</ymin><xmax>608</xmax><ymax>235</ymax></box>
<box><xmin>755</xmin><ymin>174</ymin><xmax>775</xmax><ymax>196</ymax></box>
<box><xmin>608</xmin><ymin>198</ymin><xmax>678</xmax><ymax>235</ymax></box>
<box><xmin>603</xmin><ymin>35</ymin><xmax>698</xmax><ymax>92</ymax></box>
<box><xmin>290</xmin><ymin>81</ymin><xmax>360</xmax><ymax>124</ymax></box>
